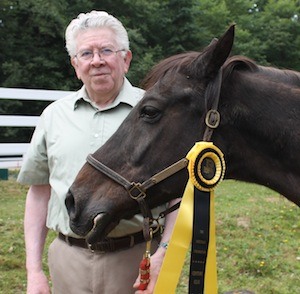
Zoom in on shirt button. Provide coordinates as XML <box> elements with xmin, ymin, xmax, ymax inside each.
<box><xmin>94</xmin><ymin>134</ymin><xmax>99</xmax><ymax>138</ymax></box>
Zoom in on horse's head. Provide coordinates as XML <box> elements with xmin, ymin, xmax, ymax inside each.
<box><xmin>65</xmin><ymin>26</ymin><xmax>235</xmax><ymax>242</ymax></box>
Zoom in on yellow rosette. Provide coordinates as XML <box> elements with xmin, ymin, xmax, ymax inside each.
<box><xmin>154</xmin><ymin>142</ymin><xmax>225</xmax><ymax>294</ymax></box>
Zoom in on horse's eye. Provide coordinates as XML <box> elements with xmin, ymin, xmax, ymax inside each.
<box><xmin>140</xmin><ymin>106</ymin><xmax>161</xmax><ymax>122</ymax></box>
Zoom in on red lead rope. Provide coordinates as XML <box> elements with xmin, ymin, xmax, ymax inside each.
<box><xmin>137</xmin><ymin>235</ymin><xmax>152</xmax><ymax>290</ymax></box>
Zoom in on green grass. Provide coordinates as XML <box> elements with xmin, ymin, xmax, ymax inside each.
<box><xmin>177</xmin><ymin>181</ymin><xmax>299</xmax><ymax>294</ymax></box>
<box><xmin>0</xmin><ymin>173</ymin><xmax>299</xmax><ymax>293</ymax></box>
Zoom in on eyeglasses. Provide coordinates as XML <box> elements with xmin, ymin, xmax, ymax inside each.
<box><xmin>75</xmin><ymin>48</ymin><xmax>126</xmax><ymax>61</ymax></box>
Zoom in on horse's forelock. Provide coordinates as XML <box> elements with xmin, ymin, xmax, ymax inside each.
<box><xmin>141</xmin><ymin>52</ymin><xmax>200</xmax><ymax>90</ymax></box>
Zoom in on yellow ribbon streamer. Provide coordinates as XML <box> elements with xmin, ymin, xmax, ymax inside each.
<box><xmin>154</xmin><ymin>142</ymin><xmax>224</xmax><ymax>294</ymax></box>
<box><xmin>154</xmin><ymin>180</ymin><xmax>194</xmax><ymax>293</ymax></box>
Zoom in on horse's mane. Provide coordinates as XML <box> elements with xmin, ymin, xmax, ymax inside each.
<box><xmin>222</xmin><ymin>55</ymin><xmax>258</xmax><ymax>79</ymax></box>
<box><xmin>141</xmin><ymin>52</ymin><xmax>200</xmax><ymax>90</ymax></box>
<box><xmin>141</xmin><ymin>52</ymin><xmax>300</xmax><ymax>90</ymax></box>
<box><xmin>224</xmin><ymin>56</ymin><xmax>300</xmax><ymax>86</ymax></box>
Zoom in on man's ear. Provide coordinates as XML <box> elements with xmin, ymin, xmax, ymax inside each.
<box><xmin>124</xmin><ymin>50</ymin><xmax>132</xmax><ymax>74</ymax></box>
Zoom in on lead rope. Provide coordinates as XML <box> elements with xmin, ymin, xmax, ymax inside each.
<box><xmin>137</xmin><ymin>229</ymin><xmax>153</xmax><ymax>290</ymax></box>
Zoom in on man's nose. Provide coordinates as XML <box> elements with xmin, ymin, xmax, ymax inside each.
<box><xmin>91</xmin><ymin>52</ymin><xmax>105</xmax><ymax>64</ymax></box>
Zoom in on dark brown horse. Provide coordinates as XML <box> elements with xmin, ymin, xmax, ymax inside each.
<box><xmin>66</xmin><ymin>25</ymin><xmax>300</xmax><ymax>243</ymax></box>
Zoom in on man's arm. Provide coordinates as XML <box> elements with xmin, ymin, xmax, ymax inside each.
<box><xmin>24</xmin><ymin>184</ymin><xmax>51</xmax><ymax>294</ymax></box>
<box><xmin>134</xmin><ymin>198</ymin><xmax>181</xmax><ymax>294</ymax></box>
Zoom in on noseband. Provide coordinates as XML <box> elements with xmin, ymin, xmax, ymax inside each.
<box><xmin>86</xmin><ymin>70</ymin><xmax>223</xmax><ymax>239</ymax></box>
<box><xmin>87</xmin><ymin>154</ymin><xmax>188</xmax><ymax>226</ymax></box>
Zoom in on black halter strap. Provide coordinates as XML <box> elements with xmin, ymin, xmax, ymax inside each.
<box><xmin>87</xmin><ymin>154</ymin><xmax>133</xmax><ymax>190</ymax></box>
<box><xmin>203</xmin><ymin>70</ymin><xmax>223</xmax><ymax>142</ymax></box>
<box><xmin>87</xmin><ymin>154</ymin><xmax>188</xmax><ymax>199</ymax></box>
<box><xmin>86</xmin><ymin>154</ymin><xmax>188</xmax><ymax>237</ymax></box>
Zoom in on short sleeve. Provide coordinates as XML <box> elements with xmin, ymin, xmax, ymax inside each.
<box><xmin>17</xmin><ymin>112</ymin><xmax>50</xmax><ymax>185</ymax></box>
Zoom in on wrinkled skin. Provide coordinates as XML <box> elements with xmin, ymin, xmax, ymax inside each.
<box><xmin>66</xmin><ymin>26</ymin><xmax>300</xmax><ymax>243</ymax></box>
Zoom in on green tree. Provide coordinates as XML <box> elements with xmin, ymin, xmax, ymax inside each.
<box><xmin>195</xmin><ymin>0</ymin><xmax>232</xmax><ymax>44</ymax></box>
<box><xmin>1</xmin><ymin>1</ymin><xmax>69</xmax><ymax>89</ymax></box>
<box><xmin>0</xmin><ymin>0</ymin><xmax>97</xmax><ymax>90</ymax></box>
<box><xmin>1</xmin><ymin>0</ymin><xmax>300</xmax><ymax>89</ymax></box>
<box><xmin>257</xmin><ymin>0</ymin><xmax>300</xmax><ymax>70</ymax></box>
<box><xmin>225</xmin><ymin>0</ymin><xmax>300</xmax><ymax>70</ymax></box>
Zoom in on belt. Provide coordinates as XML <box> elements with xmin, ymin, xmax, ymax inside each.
<box><xmin>58</xmin><ymin>229</ymin><xmax>161</xmax><ymax>253</ymax></box>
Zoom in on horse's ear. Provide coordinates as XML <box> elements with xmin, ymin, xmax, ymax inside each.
<box><xmin>192</xmin><ymin>25</ymin><xmax>235</xmax><ymax>79</ymax></box>
<box><xmin>208</xmin><ymin>37</ymin><xmax>219</xmax><ymax>46</ymax></box>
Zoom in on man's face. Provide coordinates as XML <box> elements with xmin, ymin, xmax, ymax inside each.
<box><xmin>71</xmin><ymin>28</ymin><xmax>132</xmax><ymax>103</ymax></box>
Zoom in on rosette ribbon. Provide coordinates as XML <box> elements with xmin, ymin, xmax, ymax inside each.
<box><xmin>154</xmin><ymin>142</ymin><xmax>225</xmax><ymax>294</ymax></box>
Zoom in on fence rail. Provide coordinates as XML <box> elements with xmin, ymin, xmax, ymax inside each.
<box><xmin>0</xmin><ymin>87</ymin><xmax>73</xmax><ymax>168</ymax></box>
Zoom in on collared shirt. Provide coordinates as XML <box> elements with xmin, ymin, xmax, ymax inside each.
<box><xmin>18</xmin><ymin>78</ymin><xmax>166</xmax><ymax>237</ymax></box>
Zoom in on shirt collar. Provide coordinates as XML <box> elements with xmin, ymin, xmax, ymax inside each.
<box><xmin>73</xmin><ymin>77</ymin><xmax>141</xmax><ymax>111</ymax></box>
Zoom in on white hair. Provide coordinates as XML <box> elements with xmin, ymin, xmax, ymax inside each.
<box><xmin>65</xmin><ymin>11</ymin><xmax>130</xmax><ymax>57</ymax></box>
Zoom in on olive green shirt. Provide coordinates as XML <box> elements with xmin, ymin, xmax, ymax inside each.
<box><xmin>18</xmin><ymin>78</ymin><xmax>165</xmax><ymax>237</ymax></box>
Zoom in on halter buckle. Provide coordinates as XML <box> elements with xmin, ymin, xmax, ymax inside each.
<box><xmin>129</xmin><ymin>182</ymin><xmax>146</xmax><ymax>200</ymax></box>
<box><xmin>205</xmin><ymin>109</ymin><xmax>220</xmax><ymax>129</ymax></box>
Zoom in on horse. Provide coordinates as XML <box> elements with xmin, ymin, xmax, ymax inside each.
<box><xmin>65</xmin><ymin>25</ymin><xmax>300</xmax><ymax>243</ymax></box>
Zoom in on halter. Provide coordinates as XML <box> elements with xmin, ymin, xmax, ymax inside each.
<box><xmin>86</xmin><ymin>70</ymin><xmax>223</xmax><ymax>241</ymax></box>
<box><xmin>203</xmin><ymin>70</ymin><xmax>222</xmax><ymax>141</ymax></box>
<box><xmin>87</xmin><ymin>154</ymin><xmax>188</xmax><ymax>237</ymax></box>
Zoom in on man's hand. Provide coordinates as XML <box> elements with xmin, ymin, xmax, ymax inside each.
<box><xmin>133</xmin><ymin>247</ymin><xmax>165</xmax><ymax>294</ymax></box>
<box><xmin>27</xmin><ymin>270</ymin><xmax>50</xmax><ymax>294</ymax></box>
<box><xmin>134</xmin><ymin>198</ymin><xmax>180</xmax><ymax>293</ymax></box>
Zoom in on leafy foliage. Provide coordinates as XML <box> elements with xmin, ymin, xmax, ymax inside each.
<box><xmin>1</xmin><ymin>0</ymin><xmax>299</xmax><ymax>90</ymax></box>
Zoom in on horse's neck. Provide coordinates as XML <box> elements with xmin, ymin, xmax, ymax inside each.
<box><xmin>224</xmin><ymin>70</ymin><xmax>300</xmax><ymax>135</ymax></box>
<box><xmin>219</xmin><ymin>70</ymin><xmax>300</xmax><ymax>205</ymax></box>
<box><xmin>260</xmin><ymin>66</ymin><xmax>300</xmax><ymax>87</ymax></box>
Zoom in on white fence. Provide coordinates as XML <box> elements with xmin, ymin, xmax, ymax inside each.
<box><xmin>0</xmin><ymin>87</ymin><xmax>73</xmax><ymax>168</ymax></box>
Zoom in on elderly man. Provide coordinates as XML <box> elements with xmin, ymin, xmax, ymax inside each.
<box><xmin>18</xmin><ymin>11</ymin><xmax>178</xmax><ymax>294</ymax></box>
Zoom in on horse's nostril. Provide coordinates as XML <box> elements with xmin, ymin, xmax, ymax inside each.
<box><xmin>65</xmin><ymin>190</ymin><xmax>75</xmax><ymax>216</ymax></box>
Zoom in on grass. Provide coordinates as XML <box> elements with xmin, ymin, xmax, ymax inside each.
<box><xmin>177</xmin><ymin>181</ymin><xmax>299</xmax><ymax>294</ymax></box>
<box><xmin>0</xmin><ymin>172</ymin><xmax>299</xmax><ymax>293</ymax></box>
